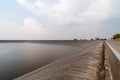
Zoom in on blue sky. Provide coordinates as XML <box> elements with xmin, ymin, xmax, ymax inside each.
<box><xmin>0</xmin><ymin>0</ymin><xmax>120</xmax><ymax>40</ymax></box>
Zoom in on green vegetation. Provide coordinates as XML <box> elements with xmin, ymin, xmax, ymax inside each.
<box><xmin>73</xmin><ymin>38</ymin><xmax>78</xmax><ymax>41</ymax></box>
<box><xmin>112</xmin><ymin>33</ymin><xmax>120</xmax><ymax>40</ymax></box>
<box><xmin>95</xmin><ymin>38</ymin><xmax>107</xmax><ymax>40</ymax></box>
<box><xmin>95</xmin><ymin>38</ymin><xmax>100</xmax><ymax>40</ymax></box>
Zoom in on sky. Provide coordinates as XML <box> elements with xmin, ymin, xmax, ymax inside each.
<box><xmin>0</xmin><ymin>0</ymin><xmax>120</xmax><ymax>40</ymax></box>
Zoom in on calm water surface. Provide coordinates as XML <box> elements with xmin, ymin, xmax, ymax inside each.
<box><xmin>0</xmin><ymin>43</ymin><xmax>80</xmax><ymax>80</ymax></box>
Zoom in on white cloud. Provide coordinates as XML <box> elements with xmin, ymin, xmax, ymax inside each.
<box><xmin>19</xmin><ymin>17</ymin><xmax>46</xmax><ymax>36</ymax></box>
<box><xmin>20</xmin><ymin>0</ymin><xmax>110</xmax><ymax>25</ymax></box>
<box><xmin>16</xmin><ymin>0</ymin><xmax>112</xmax><ymax>39</ymax></box>
<box><xmin>79</xmin><ymin>0</ymin><xmax>111</xmax><ymax>23</ymax></box>
<box><xmin>0</xmin><ymin>17</ymin><xmax>47</xmax><ymax>40</ymax></box>
<box><xmin>0</xmin><ymin>21</ymin><xmax>18</xmax><ymax>27</ymax></box>
<box><xmin>16</xmin><ymin>0</ymin><xmax>36</xmax><ymax>12</ymax></box>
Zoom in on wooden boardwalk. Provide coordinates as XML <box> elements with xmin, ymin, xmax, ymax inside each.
<box><xmin>15</xmin><ymin>41</ymin><xmax>104</xmax><ymax>80</ymax></box>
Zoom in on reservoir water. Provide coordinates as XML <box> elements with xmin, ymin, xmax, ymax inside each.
<box><xmin>0</xmin><ymin>42</ymin><xmax>81</xmax><ymax>80</ymax></box>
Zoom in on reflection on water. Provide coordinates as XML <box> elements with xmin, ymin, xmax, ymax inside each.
<box><xmin>0</xmin><ymin>43</ymin><xmax>80</xmax><ymax>80</ymax></box>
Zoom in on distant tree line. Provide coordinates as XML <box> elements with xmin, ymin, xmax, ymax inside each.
<box><xmin>95</xmin><ymin>38</ymin><xmax>107</xmax><ymax>40</ymax></box>
<box><xmin>73</xmin><ymin>38</ymin><xmax>107</xmax><ymax>41</ymax></box>
<box><xmin>112</xmin><ymin>33</ymin><xmax>120</xmax><ymax>40</ymax></box>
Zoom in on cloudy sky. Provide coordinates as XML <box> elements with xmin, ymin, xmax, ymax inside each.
<box><xmin>0</xmin><ymin>0</ymin><xmax>120</xmax><ymax>40</ymax></box>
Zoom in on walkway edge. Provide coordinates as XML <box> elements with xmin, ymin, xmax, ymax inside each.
<box><xmin>106</xmin><ymin>41</ymin><xmax>120</xmax><ymax>62</ymax></box>
<box><xmin>105</xmin><ymin>41</ymin><xmax>120</xmax><ymax>80</ymax></box>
